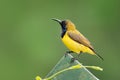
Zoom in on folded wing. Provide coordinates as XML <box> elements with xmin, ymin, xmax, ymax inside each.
<box><xmin>67</xmin><ymin>30</ymin><xmax>95</xmax><ymax>53</ymax></box>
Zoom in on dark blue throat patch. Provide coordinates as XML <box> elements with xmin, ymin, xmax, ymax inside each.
<box><xmin>60</xmin><ymin>20</ymin><xmax>67</xmax><ymax>38</ymax></box>
<box><xmin>61</xmin><ymin>26</ymin><xmax>66</xmax><ymax>38</ymax></box>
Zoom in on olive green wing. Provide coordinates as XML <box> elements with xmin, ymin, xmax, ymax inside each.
<box><xmin>67</xmin><ymin>30</ymin><xmax>104</xmax><ymax>60</ymax></box>
<box><xmin>67</xmin><ymin>31</ymin><xmax>94</xmax><ymax>52</ymax></box>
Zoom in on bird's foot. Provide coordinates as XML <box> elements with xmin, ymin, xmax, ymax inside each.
<box><xmin>66</xmin><ymin>51</ymin><xmax>73</xmax><ymax>53</ymax></box>
<box><xmin>65</xmin><ymin>51</ymin><xmax>73</xmax><ymax>57</ymax></box>
<box><xmin>70</xmin><ymin>58</ymin><xmax>77</xmax><ymax>63</ymax></box>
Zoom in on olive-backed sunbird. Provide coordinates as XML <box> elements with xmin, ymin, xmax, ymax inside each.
<box><xmin>52</xmin><ymin>18</ymin><xmax>103</xmax><ymax>60</ymax></box>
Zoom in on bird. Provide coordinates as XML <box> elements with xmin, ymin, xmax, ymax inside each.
<box><xmin>52</xmin><ymin>18</ymin><xmax>103</xmax><ymax>62</ymax></box>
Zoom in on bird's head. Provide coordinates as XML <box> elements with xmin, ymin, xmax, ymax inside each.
<box><xmin>52</xmin><ymin>18</ymin><xmax>76</xmax><ymax>31</ymax></box>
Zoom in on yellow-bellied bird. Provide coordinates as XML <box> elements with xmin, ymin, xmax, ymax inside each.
<box><xmin>52</xmin><ymin>18</ymin><xmax>103</xmax><ymax>61</ymax></box>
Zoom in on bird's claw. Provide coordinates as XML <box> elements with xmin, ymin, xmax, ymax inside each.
<box><xmin>70</xmin><ymin>58</ymin><xmax>77</xmax><ymax>63</ymax></box>
<box><xmin>65</xmin><ymin>51</ymin><xmax>73</xmax><ymax>57</ymax></box>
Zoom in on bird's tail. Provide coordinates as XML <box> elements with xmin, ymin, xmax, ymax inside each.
<box><xmin>91</xmin><ymin>49</ymin><xmax>104</xmax><ymax>61</ymax></box>
<box><xmin>90</xmin><ymin>47</ymin><xmax>104</xmax><ymax>61</ymax></box>
<box><xmin>95</xmin><ymin>53</ymin><xmax>104</xmax><ymax>61</ymax></box>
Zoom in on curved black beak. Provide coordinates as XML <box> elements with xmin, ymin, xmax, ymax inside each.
<box><xmin>52</xmin><ymin>18</ymin><xmax>62</xmax><ymax>24</ymax></box>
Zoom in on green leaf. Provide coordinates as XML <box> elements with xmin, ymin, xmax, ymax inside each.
<box><xmin>45</xmin><ymin>54</ymin><xmax>100</xmax><ymax>80</ymax></box>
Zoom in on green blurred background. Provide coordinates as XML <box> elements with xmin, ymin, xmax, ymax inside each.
<box><xmin>0</xmin><ymin>0</ymin><xmax>119</xmax><ymax>80</ymax></box>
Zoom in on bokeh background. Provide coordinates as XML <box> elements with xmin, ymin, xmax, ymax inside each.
<box><xmin>0</xmin><ymin>0</ymin><xmax>119</xmax><ymax>80</ymax></box>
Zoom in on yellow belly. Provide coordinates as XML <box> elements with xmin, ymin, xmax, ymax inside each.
<box><xmin>62</xmin><ymin>34</ymin><xmax>95</xmax><ymax>55</ymax></box>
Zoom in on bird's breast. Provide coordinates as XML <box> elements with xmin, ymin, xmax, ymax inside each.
<box><xmin>61</xmin><ymin>33</ymin><xmax>81</xmax><ymax>54</ymax></box>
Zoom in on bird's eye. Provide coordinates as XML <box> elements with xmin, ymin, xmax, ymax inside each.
<box><xmin>62</xmin><ymin>21</ymin><xmax>66</xmax><ymax>25</ymax></box>
<box><xmin>61</xmin><ymin>21</ymin><xmax>66</xmax><ymax>28</ymax></box>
